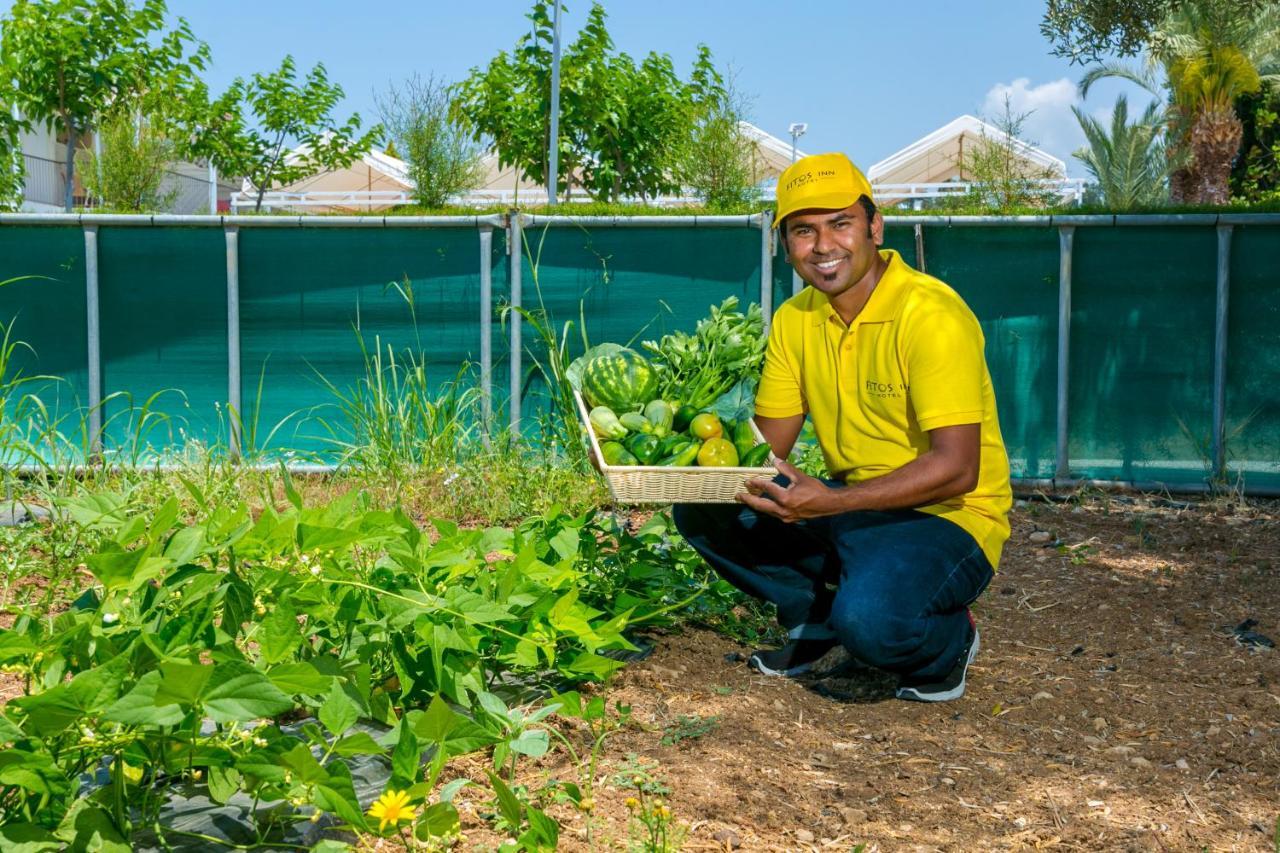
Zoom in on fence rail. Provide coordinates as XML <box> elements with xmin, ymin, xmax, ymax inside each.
<box><xmin>0</xmin><ymin>211</ymin><xmax>1277</xmax><ymax>495</ymax></box>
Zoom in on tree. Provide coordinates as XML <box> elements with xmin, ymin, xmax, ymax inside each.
<box><xmin>0</xmin><ymin>96</ymin><xmax>22</xmax><ymax>210</ymax></box>
<box><xmin>0</xmin><ymin>0</ymin><xmax>207</xmax><ymax>211</ymax></box>
<box><xmin>1230</xmin><ymin>88</ymin><xmax>1280</xmax><ymax>200</ymax></box>
<box><xmin>1072</xmin><ymin>94</ymin><xmax>1173</xmax><ymax>208</ymax></box>
<box><xmin>955</xmin><ymin>98</ymin><xmax>1065</xmax><ymax>211</ymax></box>
<box><xmin>678</xmin><ymin>71</ymin><xmax>760</xmax><ymax>211</ymax></box>
<box><xmin>452</xmin><ymin>1</ymin><xmax>726</xmax><ymax>203</ymax></box>
<box><xmin>1041</xmin><ymin>0</ymin><xmax>1268</xmax><ymax>64</ymax></box>
<box><xmin>377</xmin><ymin>73</ymin><xmax>482</xmax><ymax>208</ymax></box>
<box><xmin>76</xmin><ymin>106</ymin><xmax>177</xmax><ymax>212</ymax></box>
<box><xmin>178</xmin><ymin>56</ymin><xmax>380</xmax><ymax>213</ymax></box>
<box><xmin>1079</xmin><ymin>0</ymin><xmax>1280</xmax><ymax>203</ymax></box>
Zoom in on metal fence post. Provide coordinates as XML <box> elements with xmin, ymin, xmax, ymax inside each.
<box><xmin>1056</xmin><ymin>225</ymin><xmax>1075</xmax><ymax>481</ymax></box>
<box><xmin>479</xmin><ymin>224</ymin><xmax>493</xmax><ymax>442</ymax></box>
<box><xmin>913</xmin><ymin>222</ymin><xmax>927</xmax><ymax>273</ymax></box>
<box><xmin>225</xmin><ymin>225</ymin><xmax>241</xmax><ymax>461</ymax></box>
<box><xmin>760</xmin><ymin>210</ymin><xmax>773</xmax><ymax>331</ymax></box>
<box><xmin>1212</xmin><ymin>224</ymin><xmax>1233</xmax><ymax>482</ymax></box>
<box><xmin>84</xmin><ymin>224</ymin><xmax>102</xmax><ymax>458</ymax></box>
<box><xmin>508</xmin><ymin>213</ymin><xmax>523</xmax><ymax>435</ymax></box>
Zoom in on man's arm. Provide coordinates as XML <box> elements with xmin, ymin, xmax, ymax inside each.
<box><xmin>738</xmin><ymin>422</ymin><xmax>980</xmax><ymax>523</ymax></box>
<box><xmin>753</xmin><ymin>413</ymin><xmax>806</xmax><ymax>461</ymax></box>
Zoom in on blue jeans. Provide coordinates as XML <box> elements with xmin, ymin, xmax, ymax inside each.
<box><xmin>673</xmin><ymin>493</ymin><xmax>993</xmax><ymax>681</ymax></box>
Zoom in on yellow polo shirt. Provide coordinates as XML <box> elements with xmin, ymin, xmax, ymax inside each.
<box><xmin>755</xmin><ymin>249</ymin><xmax>1012</xmax><ymax>568</ymax></box>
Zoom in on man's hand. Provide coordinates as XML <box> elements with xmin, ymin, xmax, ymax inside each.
<box><xmin>737</xmin><ymin>460</ymin><xmax>840</xmax><ymax>523</ymax></box>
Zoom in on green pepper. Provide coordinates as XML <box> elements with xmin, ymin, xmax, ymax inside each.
<box><xmin>625</xmin><ymin>433</ymin><xmax>662</xmax><ymax>465</ymax></box>
<box><xmin>732</xmin><ymin>420</ymin><xmax>757</xmax><ymax>458</ymax></box>
<box><xmin>658</xmin><ymin>433</ymin><xmax>688</xmax><ymax>457</ymax></box>
<box><xmin>600</xmin><ymin>441</ymin><xmax>639</xmax><ymax>466</ymax></box>
<box><xmin>659</xmin><ymin>441</ymin><xmax>700</xmax><ymax>467</ymax></box>
<box><xmin>740</xmin><ymin>442</ymin><xmax>772</xmax><ymax>467</ymax></box>
<box><xmin>672</xmin><ymin>404</ymin><xmax>700</xmax><ymax>433</ymax></box>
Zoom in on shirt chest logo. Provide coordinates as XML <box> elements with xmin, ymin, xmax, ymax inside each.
<box><xmin>864</xmin><ymin>379</ymin><xmax>907</xmax><ymax>399</ymax></box>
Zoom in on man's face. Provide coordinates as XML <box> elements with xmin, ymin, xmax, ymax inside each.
<box><xmin>782</xmin><ymin>203</ymin><xmax>884</xmax><ymax>299</ymax></box>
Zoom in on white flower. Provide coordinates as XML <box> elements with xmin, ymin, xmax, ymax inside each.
<box><xmin>309</xmin><ymin>565</ymin><xmax>321</xmax><ymax>577</ymax></box>
<box><xmin>102</xmin><ymin>612</ymin><xmax>119</xmax><ymax>624</ymax></box>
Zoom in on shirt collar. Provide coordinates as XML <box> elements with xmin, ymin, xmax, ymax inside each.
<box><xmin>810</xmin><ymin>249</ymin><xmax>912</xmax><ymax>327</ymax></box>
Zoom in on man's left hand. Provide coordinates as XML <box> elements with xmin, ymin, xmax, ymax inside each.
<box><xmin>737</xmin><ymin>460</ymin><xmax>839</xmax><ymax>523</ymax></box>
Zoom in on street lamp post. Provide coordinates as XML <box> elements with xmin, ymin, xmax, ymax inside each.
<box><xmin>547</xmin><ymin>0</ymin><xmax>563</xmax><ymax>206</ymax></box>
<box><xmin>787</xmin><ymin>122</ymin><xmax>808</xmax><ymax>163</ymax></box>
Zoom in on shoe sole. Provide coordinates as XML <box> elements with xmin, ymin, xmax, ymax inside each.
<box><xmin>895</xmin><ymin>629</ymin><xmax>980</xmax><ymax>703</ymax></box>
<box><xmin>747</xmin><ymin>654</ymin><xmax>816</xmax><ymax>678</ymax></box>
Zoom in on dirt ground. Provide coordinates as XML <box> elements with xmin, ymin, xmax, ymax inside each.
<box><xmin>441</xmin><ymin>494</ymin><xmax>1280</xmax><ymax>852</ymax></box>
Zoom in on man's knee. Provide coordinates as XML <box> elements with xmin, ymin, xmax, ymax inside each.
<box><xmin>830</xmin><ymin>595</ymin><xmax>920</xmax><ymax>670</ymax></box>
<box><xmin>672</xmin><ymin>502</ymin><xmax>746</xmax><ymax>540</ymax></box>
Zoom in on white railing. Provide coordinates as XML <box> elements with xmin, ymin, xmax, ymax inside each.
<box><xmin>230</xmin><ymin>189</ymin><xmax>414</xmax><ymax>211</ymax></box>
<box><xmin>232</xmin><ymin>178</ymin><xmax>1089</xmax><ymax>212</ymax></box>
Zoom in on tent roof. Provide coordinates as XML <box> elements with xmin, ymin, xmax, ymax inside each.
<box><xmin>866</xmin><ymin>114</ymin><xmax>1065</xmax><ymax>184</ymax></box>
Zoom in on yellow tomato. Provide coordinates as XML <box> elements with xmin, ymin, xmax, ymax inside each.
<box><xmin>697</xmin><ymin>437</ymin><xmax>739</xmax><ymax>467</ymax></box>
<box><xmin>689</xmin><ymin>412</ymin><xmax>723</xmax><ymax>441</ymax></box>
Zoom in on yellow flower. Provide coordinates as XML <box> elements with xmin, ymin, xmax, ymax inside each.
<box><xmin>625</xmin><ymin>797</ymin><xmax>640</xmax><ymax>810</ymax></box>
<box><xmin>367</xmin><ymin>789</ymin><xmax>417</xmax><ymax>832</ymax></box>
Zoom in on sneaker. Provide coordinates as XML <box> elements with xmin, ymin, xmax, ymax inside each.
<box><xmin>895</xmin><ymin>613</ymin><xmax>980</xmax><ymax>702</ymax></box>
<box><xmin>747</xmin><ymin>637</ymin><xmax>839</xmax><ymax>677</ymax></box>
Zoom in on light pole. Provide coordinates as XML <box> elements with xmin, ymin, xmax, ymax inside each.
<box><xmin>547</xmin><ymin>0</ymin><xmax>563</xmax><ymax>206</ymax></box>
<box><xmin>788</xmin><ymin>122</ymin><xmax>808</xmax><ymax>163</ymax></box>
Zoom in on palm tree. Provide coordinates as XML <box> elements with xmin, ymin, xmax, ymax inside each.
<box><xmin>1073</xmin><ymin>95</ymin><xmax>1172</xmax><ymax>209</ymax></box>
<box><xmin>1079</xmin><ymin>0</ymin><xmax>1280</xmax><ymax>204</ymax></box>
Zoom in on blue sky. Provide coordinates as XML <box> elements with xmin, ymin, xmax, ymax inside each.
<box><xmin>6</xmin><ymin>0</ymin><xmax>1152</xmax><ymax>177</ymax></box>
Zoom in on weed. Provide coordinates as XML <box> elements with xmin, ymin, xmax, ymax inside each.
<box><xmin>660</xmin><ymin>714</ymin><xmax>720</xmax><ymax>746</ymax></box>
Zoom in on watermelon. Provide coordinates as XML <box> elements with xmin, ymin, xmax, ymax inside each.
<box><xmin>581</xmin><ymin>350</ymin><xmax>659</xmax><ymax>412</ymax></box>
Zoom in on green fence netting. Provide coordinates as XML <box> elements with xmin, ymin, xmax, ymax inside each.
<box><xmin>1226</xmin><ymin>225</ymin><xmax>1280</xmax><ymax>491</ymax></box>
<box><xmin>0</xmin><ymin>225</ymin><xmax>88</xmax><ymax>461</ymax></box>
<box><xmin>236</xmin><ymin>227</ymin><xmax>492</xmax><ymax>457</ymax></box>
<box><xmin>0</xmin><ymin>216</ymin><xmax>1276</xmax><ymax>492</ymax></box>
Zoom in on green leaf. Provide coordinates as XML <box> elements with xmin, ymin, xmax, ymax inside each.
<box><xmin>85</xmin><ymin>549</ymin><xmax>171</xmax><ymax>593</ymax></box>
<box><xmin>330</xmin><ymin>731</ymin><xmax>383</xmax><ymax>757</ymax></box>
<box><xmin>154</xmin><ymin>662</ymin><xmax>213</xmax><ymax>707</ymax></box>
<box><xmin>390</xmin><ymin>717</ymin><xmax>420</xmax><ymax>787</ymax></box>
<box><xmin>313</xmin><ymin>761</ymin><xmax>368</xmax><ymax>831</ymax></box>
<box><xmin>0</xmin><ymin>712</ymin><xmax>23</xmax><ymax>742</ymax></box>
<box><xmin>206</xmin><ymin>766</ymin><xmax>241</xmax><ymax>804</ymax></box>
<box><xmin>548</xmin><ymin>527</ymin><xmax>579</xmax><ymax>561</ymax></box>
<box><xmin>509</xmin><ymin>729</ymin><xmax>549</xmax><ymax>758</ymax></box>
<box><xmin>414</xmin><ymin>802</ymin><xmax>461</xmax><ymax>840</ymax></box>
<box><xmin>103</xmin><ymin>671</ymin><xmax>184</xmax><ymax>727</ymax></box>
<box><xmin>203</xmin><ymin>662</ymin><xmax>295</xmax><ymax>724</ymax></box>
<box><xmin>0</xmin><ymin>823</ymin><xmax>60</xmax><ymax>853</ymax></box>
<box><xmin>257</xmin><ymin>597</ymin><xmax>301</xmax><ymax>664</ymax></box>
<box><xmin>487</xmin><ymin>770</ymin><xmax>524</xmax><ymax>829</ymax></box>
<box><xmin>0</xmin><ymin>631</ymin><xmax>38</xmax><ymax>664</ymax></box>
<box><xmin>318</xmin><ymin>686</ymin><xmax>360</xmax><ymax>737</ymax></box>
<box><xmin>280</xmin><ymin>463</ymin><xmax>303</xmax><ymax>510</ymax></box>
<box><xmin>564</xmin><ymin>651</ymin><xmax>626</xmax><ymax>679</ymax></box>
<box><xmin>525</xmin><ymin>805</ymin><xmax>560</xmax><ymax>847</ymax></box>
<box><xmin>164</xmin><ymin>526</ymin><xmax>207</xmax><ymax>564</ymax></box>
<box><xmin>54</xmin><ymin>800</ymin><xmax>130</xmax><ymax>853</ymax></box>
<box><xmin>280</xmin><ymin>741</ymin><xmax>329</xmax><ymax>786</ymax></box>
<box><xmin>267</xmin><ymin>662</ymin><xmax>334</xmax><ymax>696</ymax></box>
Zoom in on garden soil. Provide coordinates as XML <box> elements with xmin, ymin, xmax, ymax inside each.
<box><xmin>424</xmin><ymin>494</ymin><xmax>1280</xmax><ymax>852</ymax></box>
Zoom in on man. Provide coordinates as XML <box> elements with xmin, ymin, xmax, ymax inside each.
<box><xmin>673</xmin><ymin>152</ymin><xmax>1011</xmax><ymax>702</ymax></box>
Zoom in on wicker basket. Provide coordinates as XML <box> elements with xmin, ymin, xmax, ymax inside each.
<box><xmin>574</xmin><ymin>389</ymin><xmax>778</xmax><ymax>504</ymax></box>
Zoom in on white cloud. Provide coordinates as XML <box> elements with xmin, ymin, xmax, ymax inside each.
<box><xmin>980</xmin><ymin>77</ymin><xmax>1085</xmax><ymax>175</ymax></box>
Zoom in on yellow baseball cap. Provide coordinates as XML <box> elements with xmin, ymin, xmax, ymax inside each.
<box><xmin>774</xmin><ymin>152</ymin><xmax>874</xmax><ymax>229</ymax></box>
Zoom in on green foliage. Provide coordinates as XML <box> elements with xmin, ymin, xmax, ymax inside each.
<box><xmin>1231</xmin><ymin>90</ymin><xmax>1280</xmax><ymax>200</ymax></box>
<box><xmin>452</xmin><ymin>1</ymin><xmax>729</xmax><ymax>203</ymax></box>
<box><xmin>1073</xmin><ymin>94</ymin><xmax>1173</xmax><ymax>208</ymax></box>
<box><xmin>678</xmin><ymin>75</ymin><xmax>761</xmax><ymax>211</ymax></box>
<box><xmin>641</xmin><ymin>296</ymin><xmax>766</xmax><ymax>410</ymax></box>
<box><xmin>659</xmin><ymin>714</ymin><xmax>719</xmax><ymax>746</ymax></box>
<box><xmin>1043</xmin><ymin>0</ymin><xmax>1188</xmax><ymax>63</ymax></box>
<box><xmin>376</xmin><ymin>73</ymin><xmax>483</xmax><ymax>208</ymax></box>
<box><xmin>0</xmin><ymin>0</ymin><xmax>208</xmax><ymax>211</ymax></box>
<box><xmin>76</xmin><ymin>109</ymin><xmax>178</xmax><ymax>212</ymax></box>
<box><xmin>0</xmin><ymin>107</ymin><xmax>22</xmax><ymax>211</ymax></box>
<box><xmin>178</xmin><ymin>55</ymin><xmax>380</xmax><ymax>212</ymax></box>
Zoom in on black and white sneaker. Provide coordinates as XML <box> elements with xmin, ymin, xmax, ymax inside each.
<box><xmin>895</xmin><ymin>613</ymin><xmax>980</xmax><ymax>702</ymax></box>
<box><xmin>747</xmin><ymin>638</ymin><xmax>839</xmax><ymax>677</ymax></box>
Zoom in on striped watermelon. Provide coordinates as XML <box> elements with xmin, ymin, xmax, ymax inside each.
<box><xmin>581</xmin><ymin>350</ymin><xmax>659</xmax><ymax>412</ymax></box>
